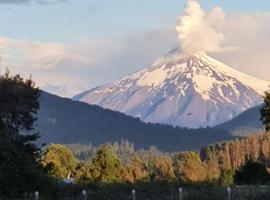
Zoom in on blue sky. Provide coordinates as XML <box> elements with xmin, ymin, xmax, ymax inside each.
<box><xmin>0</xmin><ymin>0</ymin><xmax>270</xmax><ymax>97</ymax></box>
<box><xmin>1</xmin><ymin>0</ymin><xmax>270</xmax><ymax>43</ymax></box>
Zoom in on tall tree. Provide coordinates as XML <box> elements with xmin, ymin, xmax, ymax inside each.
<box><xmin>261</xmin><ymin>90</ymin><xmax>270</xmax><ymax>131</ymax></box>
<box><xmin>0</xmin><ymin>71</ymin><xmax>39</xmax><ymax>132</ymax></box>
<box><xmin>90</xmin><ymin>144</ymin><xmax>122</xmax><ymax>183</ymax></box>
<box><xmin>0</xmin><ymin>71</ymin><xmax>44</xmax><ymax>198</ymax></box>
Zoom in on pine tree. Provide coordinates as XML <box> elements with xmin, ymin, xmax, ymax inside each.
<box><xmin>261</xmin><ymin>90</ymin><xmax>270</xmax><ymax>131</ymax></box>
<box><xmin>0</xmin><ymin>71</ymin><xmax>44</xmax><ymax>198</ymax></box>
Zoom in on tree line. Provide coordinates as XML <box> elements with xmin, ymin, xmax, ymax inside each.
<box><xmin>41</xmin><ymin>131</ymin><xmax>270</xmax><ymax>187</ymax></box>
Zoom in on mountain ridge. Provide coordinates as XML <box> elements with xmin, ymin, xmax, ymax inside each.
<box><xmin>34</xmin><ymin>91</ymin><xmax>234</xmax><ymax>151</ymax></box>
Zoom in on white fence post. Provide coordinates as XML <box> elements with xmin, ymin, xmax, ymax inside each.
<box><xmin>227</xmin><ymin>187</ymin><xmax>231</xmax><ymax>200</ymax></box>
<box><xmin>178</xmin><ymin>187</ymin><xmax>183</xmax><ymax>200</ymax></box>
<box><xmin>34</xmin><ymin>191</ymin><xmax>39</xmax><ymax>200</ymax></box>
<box><xmin>132</xmin><ymin>189</ymin><xmax>136</xmax><ymax>200</ymax></box>
<box><xmin>82</xmin><ymin>190</ymin><xmax>87</xmax><ymax>200</ymax></box>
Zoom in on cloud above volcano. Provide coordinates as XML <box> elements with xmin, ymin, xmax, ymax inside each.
<box><xmin>176</xmin><ymin>0</ymin><xmax>228</xmax><ymax>54</ymax></box>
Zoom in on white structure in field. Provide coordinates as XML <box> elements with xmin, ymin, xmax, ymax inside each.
<box><xmin>63</xmin><ymin>172</ymin><xmax>75</xmax><ymax>184</ymax></box>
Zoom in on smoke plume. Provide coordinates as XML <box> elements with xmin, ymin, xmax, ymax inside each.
<box><xmin>176</xmin><ymin>0</ymin><xmax>226</xmax><ymax>55</ymax></box>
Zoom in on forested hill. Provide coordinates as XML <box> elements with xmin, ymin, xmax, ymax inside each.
<box><xmin>214</xmin><ymin>105</ymin><xmax>264</xmax><ymax>136</ymax></box>
<box><xmin>34</xmin><ymin>92</ymin><xmax>233</xmax><ymax>151</ymax></box>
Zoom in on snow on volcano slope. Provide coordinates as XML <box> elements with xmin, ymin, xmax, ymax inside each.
<box><xmin>73</xmin><ymin>49</ymin><xmax>269</xmax><ymax>128</ymax></box>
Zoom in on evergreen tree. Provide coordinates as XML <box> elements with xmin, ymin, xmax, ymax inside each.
<box><xmin>261</xmin><ymin>90</ymin><xmax>270</xmax><ymax>131</ymax></box>
<box><xmin>0</xmin><ymin>71</ymin><xmax>45</xmax><ymax>198</ymax></box>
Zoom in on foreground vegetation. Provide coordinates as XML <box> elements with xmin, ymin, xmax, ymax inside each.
<box><xmin>43</xmin><ymin>132</ymin><xmax>270</xmax><ymax>186</ymax></box>
<box><xmin>1</xmin><ymin>71</ymin><xmax>270</xmax><ymax>199</ymax></box>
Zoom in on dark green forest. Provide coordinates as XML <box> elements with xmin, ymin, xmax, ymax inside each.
<box><xmin>36</xmin><ymin>92</ymin><xmax>233</xmax><ymax>151</ymax></box>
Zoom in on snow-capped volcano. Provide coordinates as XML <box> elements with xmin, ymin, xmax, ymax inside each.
<box><xmin>74</xmin><ymin>49</ymin><xmax>269</xmax><ymax>128</ymax></box>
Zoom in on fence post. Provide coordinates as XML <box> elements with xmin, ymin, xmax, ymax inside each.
<box><xmin>82</xmin><ymin>190</ymin><xmax>87</xmax><ymax>200</ymax></box>
<box><xmin>178</xmin><ymin>187</ymin><xmax>183</xmax><ymax>200</ymax></box>
<box><xmin>227</xmin><ymin>187</ymin><xmax>231</xmax><ymax>200</ymax></box>
<box><xmin>34</xmin><ymin>191</ymin><xmax>39</xmax><ymax>200</ymax></box>
<box><xmin>132</xmin><ymin>189</ymin><xmax>136</xmax><ymax>200</ymax></box>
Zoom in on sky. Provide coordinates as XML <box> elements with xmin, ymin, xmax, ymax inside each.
<box><xmin>0</xmin><ymin>0</ymin><xmax>270</xmax><ymax>97</ymax></box>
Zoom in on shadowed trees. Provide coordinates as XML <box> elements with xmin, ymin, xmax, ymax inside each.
<box><xmin>0</xmin><ymin>71</ymin><xmax>46</xmax><ymax>198</ymax></box>
<box><xmin>261</xmin><ymin>90</ymin><xmax>270</xmax><ymax>131</ymax></box>
<box><xmin>234</xmin><ymin>160</ymin><xmax>270</xmax><ymax>185</ymax></box>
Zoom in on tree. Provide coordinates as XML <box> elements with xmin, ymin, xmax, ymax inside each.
<box><xmin>174</xmin><ymin>152</ymin><xmax>207</xmax><ymax>182</ymax></box>
<box><xmin>121</xmin><ymin>156</ymin><xmax>149</xmax><ymax>183</ymax></box>
<box><xmin>41</xmin><ymin>144</ymin><xmax>77</xmax><ymax>179</ymax></box>
<box><xmin>75</xmin><ymin>162</ymin><xmax>93</xmax><ymax>183</ymax></box>
<box><xmin>90</xmin><ymin>144</ymin><xmax>122</xmax><ymax>183</ymax></box>
<box><xmin>152</xmin><ymin>156</ymin><xmax>175</xmax><ymax>181</ymax></box>
<box><xmin>218</xmin><ymin>170</ymin><xmax>234</xmax><ymax>186</ymax></box>
<box><xmin>234</xmin><ymin>160</ymin><xmax>270</xmax><ymax>185</ymax></box>
<box><xmin>0</xmin><ymin>71</ymin><xmax>45</xmax><ymax>198</ymax></box>
<box><xmin>205</xmin><ymin>159</ymin><xmax>221</xmax><ymax>183</ymax></box>
<box><xmin>0</xmin><ymin>71</ymin><xmax>39</xmax><ymax>132</ymax></box>
<box><xmin>261</xmin><ymin>90</ymin><xmax>270</xmax><ymax>131</ymax></box>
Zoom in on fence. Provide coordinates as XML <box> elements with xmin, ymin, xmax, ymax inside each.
<box><xmin>20</xmin><ymin>185</ymin><xmax>270</xmax><ymax>200</ymax></box>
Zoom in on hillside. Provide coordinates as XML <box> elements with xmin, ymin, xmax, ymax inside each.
<box><xmin>34</xmin><ymin>92</ymin><xmax>233</xmax><ymax>151</ymax></box>
<box><xmin>215</xmin><ymin>105</ymin><xmax>264</xmax><ymax>136</ymax></box>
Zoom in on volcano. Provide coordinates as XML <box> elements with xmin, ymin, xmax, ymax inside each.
<box><xmin>74</xmin><ymin>49</ymin><xmax>269</xmax><ymax>128</ymax></box>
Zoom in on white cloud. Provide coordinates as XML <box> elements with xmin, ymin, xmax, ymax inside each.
<box><xmin>176</xmin><ymin>0</ymin><xmax>227</xmax><ymax>54</ymax></box>
<box><xmin>0</xmin><ymin>37</ymin><xmax>89</xmax><ymax>96</ymax></box>
<box><xmin>0</xmin><ymin>28</ymin><xmax>177</xmax><ymax>97</ymax></box>
<box><xmin>210</xmin><ymin>11</ymin><xmax>270</xmax><ymax>81</ymax></box>
<box><xmin>0</xmin><ymin>36</ymin><xmax>66</xmax><ymax>70</ymax></box>
<box><xmin>1</xmin><ymin>5</ymin><xmax>270</xmax><ymax>97</ymax></box>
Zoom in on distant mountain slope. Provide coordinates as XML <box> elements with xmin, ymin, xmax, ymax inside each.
<box><xmin>215</xmin><ymin>105</ymin><xmax>264</xmax><ymax>136</ymax></box>
<box><xmin>35</xmin><ymin>92</ymin><xmax>233</xmax><ymax>151</ymax></box>
<box><xmin>74</xmin><ymin>49</ymin><xmax>269</xmax><ymax>128</ymax></box>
